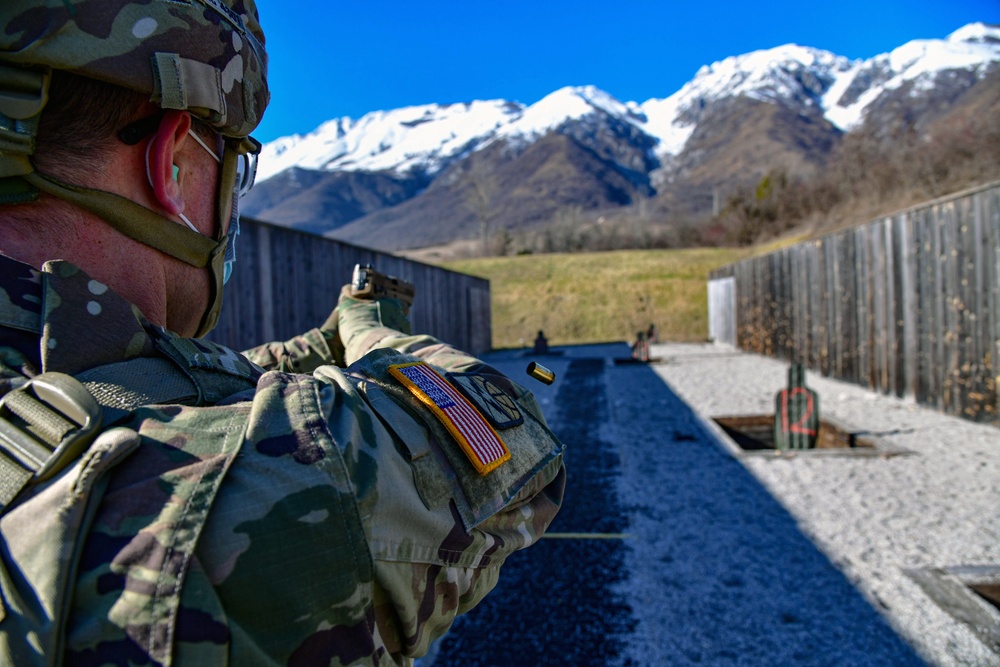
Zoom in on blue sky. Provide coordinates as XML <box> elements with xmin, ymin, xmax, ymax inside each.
<box><xmin>251</xmin><ymin>0</ymin><xmax>1000</xmax><ymax>143</ymax></box>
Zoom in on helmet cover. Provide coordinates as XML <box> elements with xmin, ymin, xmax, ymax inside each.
<box><xmin>0</xmin><ymin>0</ymin><xmax>269</xmax><ymax>137</ymax></box>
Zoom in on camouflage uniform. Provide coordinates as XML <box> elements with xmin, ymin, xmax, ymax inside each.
<box><xmin>0</xmin><ymin>252</ymin><xmax>566</xmax><ymax>665</ymax></box>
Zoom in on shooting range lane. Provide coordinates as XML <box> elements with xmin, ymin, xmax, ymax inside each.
<box><xmin>421</xmin><ymin>344</ymin><xmax>928</xmax><ymax>666</ymax></box>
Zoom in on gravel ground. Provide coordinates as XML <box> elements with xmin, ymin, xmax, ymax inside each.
<box><xmin>421</xmin><ymin>342</ymin><xmax>1000</xmax><ymax>666</ymax></box>
<box><xmin>651</xmin><ymin>342</ymin><xmax>1000</xmax><ymax>667</ymax></box>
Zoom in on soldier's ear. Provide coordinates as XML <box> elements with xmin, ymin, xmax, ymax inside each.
<box><xmin>146</xmin><ymin>110</ymin><xmax>191</xmax><ymax>217</ymax></box>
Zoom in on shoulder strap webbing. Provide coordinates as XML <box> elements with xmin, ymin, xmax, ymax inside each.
<box><xmin>76</xmin><ymin>357</ymin><xmax>199</xmax><ymax>423</ymax></box>
<box><xmin>0</xmin><ymin>357</ymin><xmax>200</xmax><ymax>511</ymax></box>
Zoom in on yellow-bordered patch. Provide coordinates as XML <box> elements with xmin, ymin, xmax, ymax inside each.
<box><xmin>389</xmin><ymin>362</ymin><xmax>510</xmax><ymax>475</ymax></box>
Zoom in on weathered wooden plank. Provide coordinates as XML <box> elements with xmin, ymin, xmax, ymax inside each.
<box><xmin>836</xmin><ymin>231</ymin><xmax>853</xmax><ymax>384</ymax></box>
<box><xmin>779</xmin><ymin>248</ymin><xmax>793</xmax><ymax>360</ymax></box>
<box><xmin>889</xmin><ymin>214</ymin><xmax>906</xmax><ymax>398</ymax></box>
<box><xmin>929</xmin><ymin>201</ymin><xmax>947</xmax><ymax>412</ymax></box>
<box><xmin>854</xmin><ymin>226</ymin><xmax>871</xmax><ymax>389</ymax></box>
<box><xmin>789</xmin><ymin>249</ymin><xmax>801</xmax><ymax>359</ymax></box>
<box><xmin>769</xmin><ymin>254</ymin><xmax>781</xmax><ymax>357</ymax></box>
<box><xmin>899</xmin><ymin>211</ymin><xmax>918</xmax><ymax>399</ymax></box>
<box><xmin>842</xmin><ymin>231</ymin><xmax>858</xmax><ymax>383</ymax></box>
<box><xmin>941</xmin><ymin>201</ymin><xmax>961</xmax><ymax>415</ymax></box>
<box><xmin>794</xmin><ymin>245</ymin><xmax>808</xmax><ymax>364</ymax></box>
<box><xmin>822</xmin><ymin>237</ymin><xmax>832</xmax><ymax>373</ymax></box>
<box><xmin>915</xmin><ymin>206</ymin><xmax>934</xmax><ymax>408</ymax></box>
<box><xmin>750</xmin><ymin>258</ymin><xmax>764</xmax><ymax>353</ymax></box>
<box><xmin>957</xmin><ymin>196</ymin><xmax>979</xmax><ymax>420</ymax></box>
<box><xmin>881</xmin><ymin>217</ymin><xmax>892</xmax><ymax>395</ymax></box>
<box><xmin>735</xmin><ymin>262</ymin><xmax>747</xmax><ymax>348</ymax></box>
<box><xmin>827</xmin><ymin>237</ymin><xmax>841</xmax><ymax>378</ymax></box>
<box><xmin>976</xmin><ymin>191</ymin><xmax>996</xmax><ymax>424</ymax></box>
<box><xmin>989</xmin><ymin>187</ymin><xmax>1000</xmax><ymax>423</ymax></box>
<box><xmin>962</xmin><ymin>191</ymin><xmax>994</xmax><ymax>423</ymax></box>
<box><xmin>905</xmin><ymin>567</ymin><xmax>1000</xmax><ymax>653</ymax></box>
<box><xmin>808</xmin><ymin>242</ymin><xmax>821</xmax><ymax>368</ymax></box>
<box><xmin>913</xmin><ymin>208</ymin><xmax>928</xmax><ymax>405</ymax></box>
<box><xmin>871</xmin><ymin>223</ymin><xmax>886</xmax><ymax>392</ymax></box>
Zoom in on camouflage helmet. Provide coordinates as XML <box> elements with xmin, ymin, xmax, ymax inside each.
<box><xmin>0</xmin><ymin>0</ymin><xmax>269</xmax><ymax>138</ymax></box>
<box><xmin>0</xmin><ymin>0</ymin><xmax>269</xmax><ymax>337</ymax></box>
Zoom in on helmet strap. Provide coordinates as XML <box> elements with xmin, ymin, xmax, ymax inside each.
<box><xmin>25</xmin><ymin>170</ymin><xmax>230</xmax><ymax>337</ymax></box>
<box><xmin>24</xmin><ymin>170</ymin><xmax>219</xmax><ymax>268</ymax></box>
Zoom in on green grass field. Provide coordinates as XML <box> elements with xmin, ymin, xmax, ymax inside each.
<box><xmin>443</xmin><ymin>247</ymin><xmax>754</xmax><ymax>349</ymax></box>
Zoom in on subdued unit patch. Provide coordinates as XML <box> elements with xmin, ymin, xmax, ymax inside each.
<box><xmin>446</xmin><ymin>372</ymin><xmax>523</xmax><ymax>429</ymax></box>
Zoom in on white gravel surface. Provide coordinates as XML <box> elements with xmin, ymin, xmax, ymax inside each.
<box><xmin>650</xmin><ymin>343</ymin><xmax>1000</xmax><ymax>667</ymax></box>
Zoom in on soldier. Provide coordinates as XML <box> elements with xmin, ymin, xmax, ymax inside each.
<box><xmin>0</xmin><ymin>2</ymin><xmax>566</xmax><ymax>665</ymax></box>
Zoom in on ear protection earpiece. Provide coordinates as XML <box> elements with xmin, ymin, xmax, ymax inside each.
<box><xmin>144</xmin><ymin>139</ymin><xmax>198</xmax><ymax>233</ymax></box>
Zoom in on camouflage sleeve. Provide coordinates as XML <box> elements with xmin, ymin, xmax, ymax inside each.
<box><xmin>368</xmin><ymin>462</ymin><xmax>566</xmax><ymax>657</ymax></box>
<box><xmin>323</xmin><ymin>290</ymin><xmax>566</xmax><ymax>657</ymax></box>
<box><xmin>313</xmin><ymin>356</ymin><xmax>566</xmax><ymax>660</ymax></box>
<box><xmin>241</xmin><ymin>327</ymin><xmax>342</xmax><ymax>373</ymax></box>
<box><xmin>337</xmin><ymin>290</ymin><xmax>489</xmax><ymax>372</ymax></box>
<box><xmin>246</xmin><ymin>287</ymin><xmax>481</xmax><ymax>376</ymax></box>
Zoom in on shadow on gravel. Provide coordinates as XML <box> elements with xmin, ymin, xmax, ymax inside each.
<box><xmin>424</xmin><ymin>344</ymin><xmax>926</xmax><ymax>667</ymax></box>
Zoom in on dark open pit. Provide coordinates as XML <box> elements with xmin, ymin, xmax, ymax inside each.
<box><xmin>906</xmin><ymin>566</ymin><xmax>1000</xmax><ymax>654</ymax></box>
<box><xmin>712</xmin><ymin>415</ymin><xmax>874</xmax><ymax>451</ymax></box>
<box><xmin>969</xmin><ymin>582</ymin><xmax>1000</xmax><ymax>613</ymax></box>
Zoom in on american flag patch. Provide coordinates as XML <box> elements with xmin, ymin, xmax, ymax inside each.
<box><xmin>389</xmin><ymin>362</ymin><xmax>510</xmax><ymax>475</ymax></box>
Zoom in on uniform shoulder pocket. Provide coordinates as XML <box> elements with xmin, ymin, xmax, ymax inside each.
<box><xmin>351</xmin><ymin>349</ymin><xmax>564</xmax><ymax>530</ymax></box>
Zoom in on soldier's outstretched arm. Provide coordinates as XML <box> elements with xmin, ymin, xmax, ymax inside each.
<box><xmin>305</xmin><ymin>363</ymin><xmax>565</xmax><ymax>659</ymax></box>
<box><xmin>240</xmin><ymin>277</ymin><xmax>501</xmax><ymax>378</ymax></box>
<box><xmin>182</xmin><ymin>281</ymin><xmax>565</xmax><ymax>663</ymax></box>
<box><xmin>303</xmin><ymin>287</ymin><xmax>567</xmax><ymax>659</ymax></box>
<box><xmin>241</xmin><ymin>305</ymin><xmax>345</xmax><ymax>373</ymax></box>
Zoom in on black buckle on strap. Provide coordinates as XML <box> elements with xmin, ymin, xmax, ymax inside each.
<box><xmin>0</xmin><ymin>372</ymin><xmax>102</xmax><ymax>483</ymax></box>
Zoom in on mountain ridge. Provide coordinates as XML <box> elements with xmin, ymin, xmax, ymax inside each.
<box><xmin>243</xmin><ymin>22</ymin><xmax>1000</xmax><ymax>252</ymax></box>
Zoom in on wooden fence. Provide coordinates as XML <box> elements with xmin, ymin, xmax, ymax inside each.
<box><xmin>207</xmin><ymin>218</ymin><xmax>492</xmax><ymax>355</ymax></box>
<box><xmin>709</xmin><ymin>182</ymin><xmax>1000</xmax><ymax>425</ymax></box>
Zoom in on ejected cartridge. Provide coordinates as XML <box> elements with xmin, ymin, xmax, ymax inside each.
<box><xmin>526</xmin><ymin>362</ymin><xmax>555</xmax><ymax>385</ymax></box>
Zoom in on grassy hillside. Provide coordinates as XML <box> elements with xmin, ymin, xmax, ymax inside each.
<box><xmin>443</xmin><ymin>247</ymin><xmax>753</xmax><ymax>349</ymax></box>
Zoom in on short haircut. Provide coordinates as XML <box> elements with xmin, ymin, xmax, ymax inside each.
<box><xmin>34</xmin><ymin>71</ymin><xmax>148</xmax><ymax>179</ymax></box>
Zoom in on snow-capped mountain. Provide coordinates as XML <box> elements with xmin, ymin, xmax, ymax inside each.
<box><xmin>255</xmin><ymin>86</ymin><xmax>648</xmax><ymax>183</ymax></box>
<box><xmin>258</xmin><ymin>100</ymin><xmax>522</xmax><ymax>180</ymax></box>
<box><xmin>256</xmin><ymin>23</ymin><xmax>999</xmax><ymax>185</ymax></box>
<box><xmin>245</xmin><ymin>23</ymin><xmax>1000</xmax><ymax>251</ymax></box>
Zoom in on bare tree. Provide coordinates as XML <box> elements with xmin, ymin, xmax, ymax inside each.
<box><xmin>468</xmin><ymin>157</ymin><xmax>497</xmax><ymax>256</ymax></box>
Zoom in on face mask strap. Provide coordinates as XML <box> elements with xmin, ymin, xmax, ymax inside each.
<box><xmin>188</xmin><ymin>129</ymin><xmax>222</xmax><ymax>164</ymax></box>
